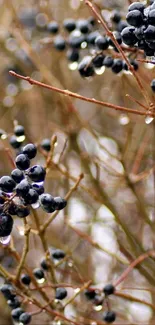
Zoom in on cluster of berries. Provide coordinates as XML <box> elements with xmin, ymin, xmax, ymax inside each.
<box><xmin>0</xmin><ymin>248</ymin><xmax>67</xmax><ymax>324</ymax></box>
<box><xmin>0</xmin><ymin>125</ymin><xmax>67</xmax><ymax>239</ymax></box>
<box><xmin>121</xmin><ymin>1</ymin><xmax>155</xmax><ymax>56</ymax></box>
<box><xmin>85</xmin><ymin>284</ymin><xmax>116</xmax><ymax>323</ymax></box>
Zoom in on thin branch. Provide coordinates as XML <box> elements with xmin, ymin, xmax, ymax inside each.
<box><xmin>9</xmin><ymin>71</ymin><xmax>155</xmax><ymax>117</ymax></box>
<box><xmin>15</xmin><ymin>221</ymin><xmax>30</xmax><ymax>282</ymax></box>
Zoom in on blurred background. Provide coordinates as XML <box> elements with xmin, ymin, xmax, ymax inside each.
<box><xmin>0</xmin><ymin>0</ymin><xmax>155</xmax><ymax>324</ymax></box>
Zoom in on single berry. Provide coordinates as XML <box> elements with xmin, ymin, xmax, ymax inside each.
<box><xmin>32</xmin><ymin>183</ymin><xmax>44</xmax><ymax>195</ymax></box>
<box><xmin>92</xmin><ymin>54</ymin><xmax>105</xmax><ymax>68</ymax></box>
<box><xmin>103</xmin><ymin>284</ymin><xmax>115</xmax><ymax>296</ymax></box>
<box><xmin>126</xmin><ymin>10</ymin><xmax>143</xmax><ymax>27</ymax></box>
<box><xmin>54</xmin><ymin>36</ymin><xmax>66</xmax><ymax>51</ymax></box>
<box><xmin>151</xmin><ymin>79</ymin><xmax>155</xmax><ymax>91</ymax></box>
<box><xmin>27</xmin><ymin>165</ymin><xmax>46</xmax><ymax>182</ymax></box>
<box><xmin>15</xmin><ymin>154</ymin><xmax>30</xmax><ymax>170</ymax></box>
<box><xmin>130</xmin><ymin>59</ymin><xmax>139</xmax><ymax>70</ymax></box>
<box><xmin>117</xmin><ymin>20</ymin><xmax>128</xmax><ymax>32</ymax></box>
<box><xmin>7</xmin><ymin>297</ymin><xmax>21</xmax><ymax>309</ymax></box>
<box><xmin>55</xmin><ymin>287</ymin><xmax>67</xmax><ymax>300</ymax></box>
<box><xmin>144</xmin><ymin>24</ymin><xmax>155</xmax><ymax>41</ymax></box>
<box><xmin>108</xmin><ymin>31</ymin><xmax>122</xmax><ymax>47</ymax></box>
<box><xmin>40</xmin><ymin>138</ymin><xmax>51</xmax><ymax>152</ymax></box>
<box><xmin>128</xmin><ymin>2</ymin><xmax>145</xmax><ymax>12</ymax></box>
<box><xmin>0</xmin><ymin>213</ymin><xmax>13</xmax><ymax>237</ymax></box>
<box><xmin>111</xmin><ymin>11</ymin><xmax>121</xmax><ymax>24</ymax></box>
<box><xmin>63</xmin><ymin>18</ymin><xmax>76</xmax><ymax>32</ymax></box>
<box><xmin>87</xmin><ymin>31</ymin><xmax>100</xmax><ymax>45</ymax></box>
<box><xmin>148</xmin><ymin>9</ymin><xmax>155</xmax><ymax>25</ymax></box>
<box><xmin>40</xmin><ymin>258</ymin><xmax>49</xmax><ymax>271</ymax></box>
<box><xmin>24</xmin><ymin>188</ymin><xmax>39</xmax><ymax>205</ymax></box>
<box><xmin>54</xmin><ymin>197</ymin><xmax>67</xmax><ymax>210</ymax></box>
<box><xmin>67</xmin><ymin>49</ymin><xmax>79</xmax><ymax>62</ymax></box>
<box><xmin>22</xmin><ymin>143</ymin><xmax>37</xmax><ymax>159</ymax></box>
<box><xmin>88</xmin><ymin>16</ymin><xmax>96</xmax><ymax>26</ymax></box>
<box><xmin>8</xmin><ymin>202</ymin><xmax>17</xmax><ymax>216</ymax></box>
<box><xmin>121</xmin><ymin>26</ymin><xmax>137</xmax><ymax>46</ymax></box>
<box><xmin>84</xmin><ymin>289</ymin><xmax>97</xmax><ymax>300</ymax></box>
<box><xmin>78</xmin><ymin>56</ymin><xmax>95</xmax><ymax>77</ymax></box>
<box><xmin>21</xmin><ymin>274</ymin><xmax>31</xmax><ymax>286</ymax></box>
<box><xmin>112</xmin><ymin>59</ymin><xmax>123</xmax><ymax>74</ymax></box>
<box><xmin>11</xmin><ymin>307</ymin><xmax>24</xmax><ymax>321</ymax></box>
<box><xmin>47</xmin><ymin>21</ymin><xmax>59</xmax><ymax>33</ymax></box>
<box><xmin>95</xmin><ymin>35</ymin><xmax>109</xmax><ymax>50</ymax></box>
<box><xmin>14</xmin><ymin>125</ymin><xmax>25</xmax><ymax>137</ymax></box>
<box><xmin>9</xmin><ymin>136</ymin><xmax>21</xmax><ymax>149</ymax></box>
<box><xmin>16</xmin><ymin>180</ymin><xmax>30</xmax><ymax>197</ymax></box>
<box><xmin>103</xmin><ymin>311</ymin><xmax>116</xmax><ymax>323</ymax></box>
<box><xmin>52</xmin><ymin>248</ymin><xmax>65</xmax><ymax>260</ymax></box>
<box><xmin>103</xmin><ymin>56</ymin><xmax>114</xmax><ymax>68</ymax></box>
<box><xmin>134</xmin><ymin>25</ymin><xmax>145</xmax><ymax>40</ymax></box>
<box><xmin>19</xmin><ymin>312</ymin><xmax>31</xmax><ymax>325</ymax></box>
<box><xmin>68</xmin><ymin>34</ymin><xmax>86</xmax><ymax>49</ymax></box>
<box><xmin>11</xmin><ymin>169</ymin><xmax>24</xmax><ymax>184</ymax></box>
<box><xmin>33</xmin><ymin>268</ymin><xmax>44</xmax><ymax>280</ymax></box>
<box><xmin>77</xmin><ymin>19</ymin><xmax>91</xmax><ymax>34</ymax></box>
<box><xmin>0</xmin><ymin>284</ymin><xmax>15</xmax><ymax>300</ymax></box>
<box><xmin>15</xmin><ymin>205</ymin><xmax>30</xmax><ymax>218</ymax></box>
<box><xmin>40</xmin><ymin>193</ymin><xmax>56</xmax><ymax>213</ymax></box>
<box><xmin>0</xmin><ymin>176</ymin><xmax>15</xmax><ymax>193</ymax></box>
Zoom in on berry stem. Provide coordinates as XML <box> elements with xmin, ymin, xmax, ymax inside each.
<box><xmin>15</xmin><ymin>220</ymin><xmax>30</xmax><ymax>282</ymax></box>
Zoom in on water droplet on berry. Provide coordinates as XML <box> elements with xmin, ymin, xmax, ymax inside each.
<box><xmin>95</xmin><ymin>66</ymin><xmax>105</xmax><ymax>75</ymax></box>
<box><xmin>93</xmin><ymin>305</ymin><xmax>103</xmax><ymax>311</ymax></box>
<box><xmin>0</xmin><ymin>235</ymin><xmax>11</xmax><ymax>245</ymax></box>
<box><xmin>81</xmin><ymin>41</ymin><xmax>87</xmax><ymax>49</ymax></box>
<box><xmin>16</xmin><ymin>135</ymin><xmax>25</xmax><ymax>142</ymax></box>
<box><xmin>36</xmin><ymin>277</ymin><xmax>45</xmax><ymax>284</ymax></box>
<box><xmin>0</xmin><ymin>133</ymin><xmax>7</xmax><ymax>140</ymax></box>
<box><xmin>119</xmin><ymin>114</ymin><xmax>130</xmax><ymax>125</ymax></box>
<box><xmin>68</xmin><ymin>62</ymin><xmax>78</xmax><ymax>71</ymax></box>
<box><xmin>68</xmin><ymin>261</ymin><xmax>73</xmax><ymax>267</ymax></box>
<box><xmin>145</xmin><ymin>116</ymin><xmax>154</xmax><ymax>124</ymax></box>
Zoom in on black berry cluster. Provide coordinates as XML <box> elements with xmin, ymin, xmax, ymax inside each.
<box><xmin>0</xmin><ymin>126</ymin><xmax>67</xmax><ymax>239</ymax></box>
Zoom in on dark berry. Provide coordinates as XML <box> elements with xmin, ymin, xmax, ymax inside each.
<box><xmin>148</xmin><ymin>9</ymin><xmax>155</xmax><ymax>25</ymax></box>
<box><xmin>52</xmin><ymin>248</ymin><xmax>65</xmax><ymax>260</ymax></box>
<box><xmin>103</xmin><ymin>284</ymin><xmax>115</xmax><ymax>296</ymax></box>
<box><xmin>16</xmin><ymin>180</ymin><xmax>30</xmax><ymax>197</ymax></box>
<box><xmin>0</xmin><ymin>284</ymin><xmax>15</xmax><ymax>300</ymax></box>
<box><xmin>92</xmin><ymin>54</ymin><xmax>104</xmax><ymax>68</ymax></box>
<box><xmin>32</xmin><ymin>183</ymin><xmax>44</xmax><ymax>195</ymax></box>
<box><xmin>121</xmin><ymin>26</ymin><xmax>137</xmax><ymax>46</ymax></box>
<box><xmin>7</xmin><ymin>297</ymin><xmax>21</xmax><ymax>309</ymax></box>
<box><xmin>126</xmin><ymin>10</ymin><xmax>143</xmax><ymax>27</ymax></box>
<box><xmin>78</xmin><ymin>56</ymin><xmax>95</xmax><ymax>77</ymax></box>
<box><xmin>95</xmin><ymin>35</ymin><xmax>109</xmax><ymax>50</ymax></box>
<box><xmin>14</xmin><ymin>125</ymin><xmax>25</xmax><ymax>137</ymax></box>
<box><xmin>55</xmin><ymin>287</ymin><xmax>67</xmax><ymax>300</ymax></box>
<box><xmin>9</xmin><ymin>135</ymin><xmax>21</xmax><ymax>149</ymax></box>
<box><xmin>15</xmin><ymin>205</ymin><xmax>30</xmax><ymax>218</ymax></box>
<box><xmin>0</xmin><ymin>191</ymin><xmax>8</xmax><ymax>204</ymax></box>
<box><xmin>77</xmin><ymin>19</ymin><xmax>91</xmax><ymax>34</ymax></box>
<box><xmin>0</xmin><ymin>129</ymin><xmax>7</xmax><ymax>139</ymax></box>
<box><xmin>40</xmin><ymin>138</ymin><xmax>51</xmax><ymax>152</ymax></box>
<box><xmin>68</xmin><ymin>34</ymin><xmax>86</xmax><ymax>49</ymax></box>
<box><xmin>8</xmin><ymin>202</ymin><xmax>17</xmax><ymax>216</ymax></box>
<box><xmin>54</xmin><ymin>36</ymin><xmax>66</xmax><ymax>51</ymax></box>
<box><xmin>103</xmin><ymin>311</ymin><xmax>116</xmax><ymax>323</ymax></box>
<box><xmin>40</xmin><ymin>258</ymin><xmax>49</xmax><ymax>270</ymax></box>
<box><xmin>0</xmin><ymin>176</ymin><xmax>15</xmax><ymax>193</ymax></box>
<box><xmin>130</xmin><ymin>59</ymin><xmax>139</xmax><ymax>71</ymax></box>
<box><xmin>84</xmin><ymin>289</ymin><xmax>97</xmax><ymax>300</ymax></box>
<box><xmin>147</xmin><ymin>41</ymin><xmax>155</xmax><ymax>49</ymax></box>
<box><xmin>63</xmin><ymin>19</ymin><xmax>76</xmax><ymax>32</ymax></box>
<box><xmin>151</xmin><ymin>79</ymin><xmax>155</xmax><ymax>91</ymax></box>
<box><xmin>103</xmin><ymin>56</ymin><xmax>114</xmax><ymax>68</ymax></box>
<box><xmin>87</xmin><ymin>31</ymin><xmax>100</xmax><ymax>45</ymax></box>
<box><xmin>47</xmin><ymin>21</ymin><xmax>59</xmax><ymax>33</ymax></box>
<box><xmin>111</xmin><ymin>11</ymin><xmax>121</xmax><ymax>24</ymax></box>
<box><xmin>19</xmin><ymin>312</ymin><xmax>31</xmax><ymax>324</ymax></box>
<box><xmin>11</xmin><ymin>169</ymin><xmax>24</xmax><ymax>184</ymax></box>
<box><xmin>135</xmin><ymin>25</ymin><xmax>145</xmax><ymax>40</ymax></box>
<box><xmin>88</xmin><ymin>16</ymin><xmax>96</xmax><ymax>26</ymax></box>
<box><xmin>67</xmin><ymin>49</ymin><xmax>79</xmax><ymax>62</ymax></box>
<box><xmin>40</xmin><ymin>193</ymin><xmax>56</xmax><ymax>213</ymax></box>
<box><xmin>144</xmin><ymin>46</ymin><xmax>155</xmax><ymax>56</ymax></box>
<box><xmin>144</xmin><ymin>25</ymin><xmax>155</xmax><ymax>41</ymax></box>
<box><xmin>21</xmin><ymin>274</ymin><xmax>31</xmax><ymax>286</ymax></box>
<box><xmin>11</xmin><ymin>307</ymin><xmax>24</xmax><ymax>321</ymax></box>
<box><xmin>128</xmin><ymin>2</ymin><xmax>145</xmax><ymax>12</ymax></box>
<box><xmin>54</xmin><ymin>197</ymin><xmax>67</xmax><ymax>210</ymax></box>
<box><xmin>0</xmin><ymin>213</ymin><xmax>13</xmax><ymax>236</ymax></box>
<box><xmin>22</xmin><ymin>143</ymin><xmax>37</xmax><ymax>159</ymax></box>
<box><xmin>24</xmin><ymin>188</ymin><xmax>39</xmax><ymax>205</ymax></box>
<box><xmin>117</xmin><ymin>20</ymin><xmax>128</xmax><ymax>32</ymax></box>
<box><xmin>27</xmin><ymin>165</ymin><xmax>46</xmax><ymax>182</ymax></box>
<box><xmin>33</xmin><ymin>268</ymin><xmax>44</xmax><ymax>280</ymax></box>
<box><xmin>112</xmin><ymin>59</ymin><xmax>123</xmax><ymax>74</ymax></box>
<box><xmin>108</xmin><ymin>32</ymin><xmax>122</xmax><ymax>47</ymax></box>
<box><xmin>15</xmin><ymin>154</ymin><xmax>30</xmax><ymax>170</ymax></box>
